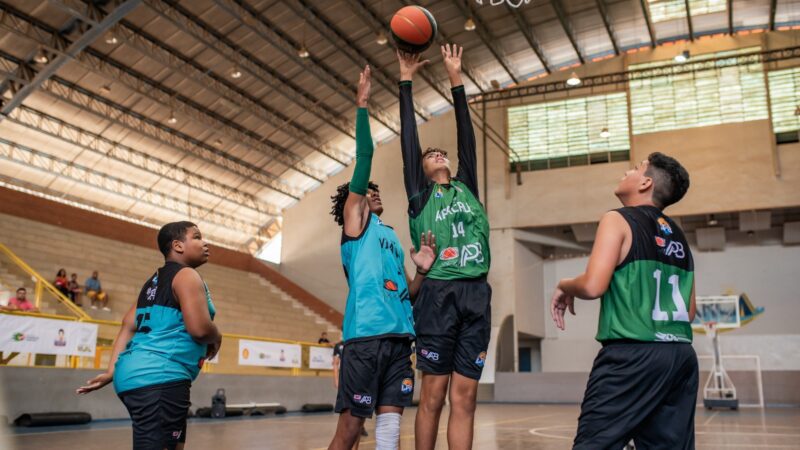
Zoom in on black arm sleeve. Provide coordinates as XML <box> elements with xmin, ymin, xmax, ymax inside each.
<box><xmin>452</xmin><ymin>85</ymin><xmax>480</xmax><ymax>200</ymax></box>
<box><xmin>399</xmin><ymin>81</ymin><xmax>427</xmax><ymax>207</ymax></box>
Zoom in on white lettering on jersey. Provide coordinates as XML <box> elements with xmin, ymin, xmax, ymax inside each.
<box><xmin>435</xmin><ymin>202</ymin><xmax>473</xmax><ymax>222</ymax></box>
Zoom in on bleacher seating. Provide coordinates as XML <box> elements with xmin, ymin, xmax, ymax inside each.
<box><xmin>0</xmin><ymin>212</ymin><xmax>340</xmax><ymax>343</ymax></box>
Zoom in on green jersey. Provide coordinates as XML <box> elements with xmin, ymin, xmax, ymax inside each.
<box><xmin>409</xmin><ymin>180</ymin><xmax>490</xmax><ymax>279</ymax></box>
<box><xmin>597</xmin><ymin>206</ymin><xmax>694</xmax><ymax>343</ymax></box>
<box><xmin>399</xmin><ymin>82</ymin><xmax>490</xmax><ymax>280</ymax></box>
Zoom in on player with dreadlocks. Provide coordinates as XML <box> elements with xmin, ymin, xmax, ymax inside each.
<box><xmin>326</xmin><ymin>65</ymin><xmax>437</xmax><ymax>450</ymax></box>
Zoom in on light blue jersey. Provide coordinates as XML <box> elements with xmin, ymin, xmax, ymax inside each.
<box><xmin>114</xmin><ymin>262</ymin><xmax>216</xmax><ymax>394</ymax></box>
<box><xmin>341</xmin><ymin>213</ymin><xmax>415</xmax><ymax>342</ymax></box>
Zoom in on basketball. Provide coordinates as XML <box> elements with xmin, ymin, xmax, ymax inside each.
<box><xmin>390</xmin><ymin>6</ymin><xmax>437</xmax><ymax>54</ymax></box>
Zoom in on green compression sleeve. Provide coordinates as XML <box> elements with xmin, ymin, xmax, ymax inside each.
<box><xmin>349</xmin><ymin>107</ymin><xmax>374</xmax><ymax>195</ymax></box>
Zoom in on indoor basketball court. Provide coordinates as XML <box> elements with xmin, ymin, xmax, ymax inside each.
<box><xmin>1</xmin><ymin>0</ymin><xmax>798</xmax><ymax>449</ymax></box>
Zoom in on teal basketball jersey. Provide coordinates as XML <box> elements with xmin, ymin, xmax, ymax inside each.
<box><xmin>341</xmin><ymin>213</ymin><xmax>415</xmax><ymax>342</ymax></box>
<box><xmin>114</xmin><ymin>262</ymin><xmax>216</xmax><ymax>393</ymax></box>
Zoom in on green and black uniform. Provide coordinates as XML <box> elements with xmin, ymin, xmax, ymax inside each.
<box><xmin>574</xmin><ymin>206</ymin><xmax>698</xmax><ymax>450</ymax></box>
<box><xmin>399</xmin><ymin>81</ymin><xmax>491</xmax><ymax>380</ymax></box>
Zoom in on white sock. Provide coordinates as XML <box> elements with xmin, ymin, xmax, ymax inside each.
<box><xmin>374</xmin><ymin>412</ymin><xmax>401</xmax><ymax>450</ymax></box>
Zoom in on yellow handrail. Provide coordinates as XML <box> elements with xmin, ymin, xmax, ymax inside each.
<box><xmin>0</xmin><ymin>310</ymin><xmax>327</xmax><ymax>348</ymax></box>
<box><xmin>0</xmin><ymin>242</ymin><xmax>90</xmax><ymax>320</ymax></box>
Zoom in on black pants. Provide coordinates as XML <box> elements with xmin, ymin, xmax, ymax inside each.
<box><xmin>574</xmin><ymin>342</ymin><xmax>698</xmax><ymax>450</ymax></box>
<box><xmin>119</xmin><ymin>380</ymin><xmax>191</xmax><ymax>450</ymax></box>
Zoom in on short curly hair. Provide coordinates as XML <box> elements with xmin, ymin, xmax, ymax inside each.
<box><xmin>330</xmin><ymin>181</ymin><xmax>379</xmax><ymax>227</ymax></box>
<box><xmin>646</xmin><ymin>152</ymin><xmax>690</xmax><ymax>209</ymax></box>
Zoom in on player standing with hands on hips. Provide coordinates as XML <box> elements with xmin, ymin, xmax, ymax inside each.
<box><xmin>551</xmin><ymin>153</ymin><xmax>698</xmax><ymax>449</ymax></box>
<box><xmin>398</xmin><ymin>44</ymin><xmax>492</xmax><ymax>450</ymax></box>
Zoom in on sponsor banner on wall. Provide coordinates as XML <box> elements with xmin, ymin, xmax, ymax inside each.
<box><xmin>0</xmin><ymin>314</ymin><xmax>98</xmax><ymax>357</ymax></box>
<box><xmin>309</xmin><ymin>346</ymin><xmax>334</xmax><ymax>370</ymax></box>
<box><xmin>238</xmin><ymin>339</ymin><xmax>301</xmax><ymax>368</ymax></box>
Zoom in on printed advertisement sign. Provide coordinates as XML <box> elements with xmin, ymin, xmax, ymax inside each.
<box><xmin>0</xmin><ymin>314</ymin><xmax>98</xmax><ymax>357</ymax></box>
<box><xmin>309</xmin><ymin>345</ymin><xmax>334</xmax><ymax>370</ymax></box>
<box><xmin>238</xmin><ymin>339</ymin><xmax>301</xmax><ymax>368</ymax></box>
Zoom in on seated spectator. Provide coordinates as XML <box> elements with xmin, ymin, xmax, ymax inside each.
<box><xmin>54</xmin><ymin>268</ymin><xmax>70</xmax><ymax>298</ymax></box>
<box><xmin>85</xmin><ymin>271</ymin><xmax>110</xmax><ymax>311</ymax></box>
<box><xmin>68</xmin><ymin>273</ymin><xmax>82</xmax><ymax>307</ymax></box>
<box><xmin>6</xmin><ymin>288</ymin><xmax>39</xmax><ymax>313</ymax></box>
<box><xmin>318</xmin><ymin>331</ymin><xmax>330</xmax><ymax>345</ymax></box>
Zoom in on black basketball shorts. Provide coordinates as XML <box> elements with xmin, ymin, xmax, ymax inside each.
<box><xmin>573</xmin><ymin>341</ymin><xmax>699</xmax><ymax>450</ymax></box>
<box><xmin>413</xmin><ymin>276</ymin><xmax>492</xmax><ymax>380</ymax></box>
<box><xmin>118</xmin><ymin>380</ymin><xmax>191</xmax><ymax>450</ymax></box>
<box><xmin>335</xmin><ymin>337</ymin><xmax>415</xmax><ymax>418</ymax></box>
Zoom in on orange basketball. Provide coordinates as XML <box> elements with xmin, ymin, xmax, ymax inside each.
<box><xmin>390</xmin><ymin>6</ymin><xmax>437</xmax><ymax>53</ymax></box>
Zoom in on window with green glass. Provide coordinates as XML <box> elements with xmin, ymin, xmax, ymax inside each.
<box><xmin>647</xmin><ymin>0</ymin><xmax>727</xmax><ymax>23</ymax></box>
<box><xmin>507</xmin><ymin>92</ymin><xmax>630</xmax><ymax>171</ymax></box>
<box><xmin>768</xmin><ymin>67</ymin><xmax>800</xmax><ymax>134</ymax></box>
<box><xmin>629</xmin><ymin>48</ymin><xmax>769</xmax><ymax>135</ymax></box>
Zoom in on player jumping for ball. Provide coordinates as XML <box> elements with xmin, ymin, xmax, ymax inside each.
<box><xmin>397</xmin><ymin>44</ymin><xmax>492</xmax><ymax>450</ymax></box>
<box><xmin>327</xmin><ymin>65</ymin><xmax>437</xmax><ymax>450</ymax></box>
<box><xmin>551</xmin><ymin>153</ymin><xmax>698</xmax><ymax>449</ymax></box>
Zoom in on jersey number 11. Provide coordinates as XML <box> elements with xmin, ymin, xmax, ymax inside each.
<box><xmin>651</xmin><ymin>269</ymin><xmax>690</xmax><ymax>322</ymax></box>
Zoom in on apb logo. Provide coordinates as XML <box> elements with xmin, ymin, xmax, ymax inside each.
<box><xmin>353</xmin><ymin>394</ymin><xmax>372</xmax><ymax>405</ymax></box>
<box><xmin>440</xmin><ymin>247</ymin><xmax>458</xmax><ymax>261</ymax></box>
<box><xmin>420</xmin><ymin>349</ymin><xmax>439</xmax><ymax>361</ymax></box>
<box><xmin>657</xmin><ymin>217</ymin><xmax>672</xmax><ymax>235</ymax></box>
<box><xmin>401</xmin><ymin>378</ymin><xmax>413</xmax><ymax>394</ymax></box>
<box><xmin>475</xmin><ymin>351</ymin><xmax>487</xmax><ymax>367</ymax></box>
<box><xmin>664</xmin><ymin>241</ymin><xmax>685</xmax><ymax>259</ymax></box>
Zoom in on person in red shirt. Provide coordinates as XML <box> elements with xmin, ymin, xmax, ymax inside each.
<box><xmin>54</xmin><ymin>268</ymin><xmax>70</xmax><ymax>299</ymax></box>
<box><xmin>5</xmin><ymin>287</ymin><xmax>39</xmax><ymax>313</ymax></box>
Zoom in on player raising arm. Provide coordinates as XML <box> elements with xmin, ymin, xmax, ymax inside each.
<box><xmin>551</xmin><ymin>153</ymin><xmax>697</xmax><ymax>450</ymax></box>
<box><xmin>398</xmin><ymin>44</ymin><xmax>492</xmax><ymax>450</ymax></box>
<box><xmin>327</xmin><ymin>65</ymin><xmax>436</xmax><ymax>450</ymax></box>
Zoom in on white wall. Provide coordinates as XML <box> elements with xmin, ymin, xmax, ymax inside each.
<box><xmin>538</xmin><ymin>244</ymin><xmax>800</xmax><ymax>372</ymax></box>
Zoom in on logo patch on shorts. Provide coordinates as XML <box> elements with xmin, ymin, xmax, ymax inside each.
<box><xmin>420</xmin><ymin>349</ymin><xmax>440</xmax><ymax>361</ymax></box>
<box><xmin>401</xmin><ymin>378</ymin><xmax>413</xmax><ymax>394</ymax></box>
<box><xmin>384</xmin><ymin>279</ymin><xmax>398</xmax><ymax>291</ymax></box>
<box><xmin>475</xmin><ymin>351</ymin><xmax>487</xmax><ymax>367</ymax></box>
<box><xmin>353</xmin><ymin>394</ymin><xmax>372</xmax><ymax>405</ymax></box>
<box><xmin>655</xmin><ymin>236</ymin><xmax>666</xmax><ymax>247</ymax></box>
<box><xmin>172</xmin><ymin>430</ymin><xmax>182</xmax><ymax>439</ymax></box>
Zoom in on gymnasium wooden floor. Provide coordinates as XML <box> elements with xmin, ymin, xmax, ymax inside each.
<box><xmin>5</xmin><ymin>404</ymin><xmax>800</xmax><ymax>449</ymax></box>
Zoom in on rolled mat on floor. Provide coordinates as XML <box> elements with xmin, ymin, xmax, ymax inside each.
<box><xmin>194</xmin><ymin>406</ymin><xmax>286</xmax><ymax>418</ymax></box>
<box><xmin>15</xmin><ymin>412</ymin><xmax>92</xmax><ymax>427</ymax></box>
<box><xmin>301</xmin><ymin>404</ymin><xmax>334</xmax><ymax>413</ymax></box>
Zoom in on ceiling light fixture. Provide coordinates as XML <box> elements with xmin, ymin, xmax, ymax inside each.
<box><xmin>674</xmin><ymin>50</ymin><xmax>690</xmax><ymax>63</ymax></box>
<box><xmin>100</xmin><ymin>83</ymin><xmax>112</xmax><ymax>93</ymax></box>
<box><xmin>230</xmin><ymin>67</ymin><xmax>242</xmax><ymax>79</ymax></box>
<box><xmin>600</xmin><ymin>127</ymin><xmax>610</xmax><ymax>138</ymax></box>
<box><xmin>376</xmin><ymin>32</ymin><xmax>388</xmax><ymax>45</ymax></box>
<box><xmin>105</xmin><ymin>33</ymin><xmax>119</xmax><ymax>45</ymax></box>
<box><xmin>214</xmin><ymin>138</ymin><xmax>223</xmax><ymax>146</ymax></box>
<box><xmin>566</xmin><ymin>72</ymin><xmax>581</xmax><ymax>86</ymax></box>
<box><xmin>464</xmin><ymin>18</ymin><xmax>476</xmax><ymax>31</ymax></box>
<box><xmin>708</xmin><ymin>214</ymin><xmax>718</xmax><ymax>226</ymax></box>
<box><xmin>168</xmin><ymin>112</ymin><xmax>177</xmax><ymax>124</ymax></box>
<box><xmin>297</xmin><ymin>46</ymin><xmax>310</xmax><ymax>58</ymax></box>
<box><xmin>33</xmin><ymin>47</ymin><xmax>49</xmax><ymax>64</ymax></box>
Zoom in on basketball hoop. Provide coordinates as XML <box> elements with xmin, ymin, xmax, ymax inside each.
<box><xmin>475</xmin><ymin>0</ymin><xmax>532</xmax><ymax>7</ymax></box>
